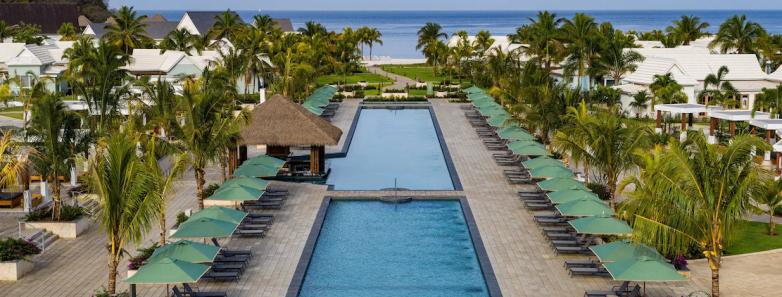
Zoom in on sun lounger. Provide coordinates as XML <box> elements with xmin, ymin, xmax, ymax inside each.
<box><xmin>211</xmin><ymin>262</ymin><xmax>245</xmax><ymax>273</ymax></box>
<box><xmin>556</xmin><ymin>245</ymin><xmax>592</xmax><ymax>255</ymax></box>
<box><xmin>214</xmin><ymin>255</ymin><xmax>250</xmax><ymax>264</ymax></box>
<box><xmin>182</xmin><ymin>284</ymin><xmax>228</xmax><ymax>297</ymax></box>
<box><xmin>569</xmin><ymin>267</ymin><xmax>609</xmax><ymax>277</ymax></box>
<box><xmin>239</xmin><ymin>223</ymin><xmax>269</xmax><ymax>230</ymax></box>
<box><xmin>525</xmin><ymin>203</ymin><xmax>554</xmax><ymax>211</ymax></box>
<box><xmin>565</xmin><ymin>259</ymin><xmax>600</xmax><ymax>269</ymax></box>
<box><xmin>201</xmin><ymin>270</ymin><xmax>241</xmax><ymax>281</ymax></box>
<box><xmin>546</xmin><ymin>232</ymin><xmax>576</xmax><ymax>240</ymax></box>
<box><xmin>583</xmin><ymin>282</ymin><xmax>633</xmax><ymax>297</ymax></box>
<box><xmin>535</xmin><ymin>217</ymin><xmax>566</xmax><ymax>225</ymax></box>
<box><xmin>235</xmin><ymin>229</ymin><xmax>265</xmax><ymax>237</ymax></box>
<box><xmin>542</xmin><ymin>226</ymin><xmax>573</xmax><ymax>233</ymax></box>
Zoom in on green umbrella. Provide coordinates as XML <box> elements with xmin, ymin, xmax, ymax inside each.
<box><xmin>509</xmin><ymin>143</ymin><xmax>549</xmax><ymax>156</ymax></box>
<box><xmin>529</xmin><ymin>165</ymin><xmax>573</xmax><ymax>179</ymax></box>
<box><xmin>523</xmin><ymin>157</ymin><xmax>566</xmax><ymax>169</ymax></box>
<box><xmin>207</xmin><ymin>184</ymin><xmax>263</xmax><ymax>201</ymax></box>
<box><xmin>464</xmin><ymin>86</ymin><xmax>482</xmax><ymax>94</ymax></box>
<box><xmin>171</xmin><ymin>218</ymin><xmax>238</xmax><ymax>239</ymax></box>
<box><xmin>537</xmin><ymin>178</ymin><xmax>587</xmax><ymax>192</ymax></box>
<box><xmin>147</xmin><ymin>240</ymin><xmax>221</xmax><ymax>263</ymax></box>
<box><xmin>221</xmin><ymin>177</ymin><xmax>270</xmax><ymax>191</ymax></box>
<box><xmin>546</xmin><ymin>189</ymin><xmax>599</xmax><ymax>204</ymax></box>
<box><xmin>126</xmin><ymin>257</ymin><xmax>209</xmax><ymax>284</ymax></box>
<box><xmin>189</xmin><ymin>206</ymin><xmax>247</xmax><ymax>224</ymax></box>
<box><xmin>498</xmin><ymin>127</ymin><xmax>534</xmax><ymax>141</ymax></box>
<box><xmin>488</xmin><ymin>115</ymin><xmax>515</xmax><ymax>127</ymax></box>
<box><xmin>604</xmin><ymin>256</ymin><xmax>687</xmax><ymax>282</ymax></box>
<box><xmin>233</xmin><ymin>163</ymin><xmax>279</xmax><ymax>178</ymax></box>
<box><xmin>555</xmin><ymin>198</ymin><xmax>612</xmax><ymax>217</ymax></box>
<box><xmin>243</xmin><ymin>155</ymin><xmax>286</xmax><ymax>168</ymax></box>
<box><xmin>568</xmin><ymin>214</ymin><xmax>633</xmax><ymax>235</ymax></box>
<box><xmin>590</xmin><ymin>240</ymin><xmax>664</xmax><ymax>263</ymax></box>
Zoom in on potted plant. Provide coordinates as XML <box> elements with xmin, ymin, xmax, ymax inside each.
<box><xmin>0</xmin><ymin>237</ymin><xmax>41</xmax><ymax>281</ymax></box>
<box><xmin>24</xmin><ymin>204</ymin><xmax>89</xmax><ymax>238</ymax></box>
<box><xmin>169</xmin><ymin>211</ymin><xmax>189</xmax><ymax>237</ymax></box>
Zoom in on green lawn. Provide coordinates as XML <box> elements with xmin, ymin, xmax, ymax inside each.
<box><xmin>724</xmin><ymin>220</ymin><xmax>782</xmax><ymax>255</ymax></box>
<box><xmin>316</xmin><ymin>72</ymin><xmax>393</xmax><ymax>85</ymax></box>
<box><xmin>381</xmin><ymin>64</ymin><xmax>453</xmax><ymax>83</ymax></box>
<box><xmin>0</xmin><ymin>106</ymin><xmax>23</xmax><ymax>120</ymax></box>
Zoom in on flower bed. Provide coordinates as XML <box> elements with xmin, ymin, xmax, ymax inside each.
<box><xmin>0</xmin><ymin>238</ymin><xmax>40</xmax><ymax>281</ymax></box>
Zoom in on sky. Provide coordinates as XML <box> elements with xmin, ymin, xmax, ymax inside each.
<box><xmin>110</xmin><ymin>0</ymin><xmax>782</xmax><ymax>11</ymax></box>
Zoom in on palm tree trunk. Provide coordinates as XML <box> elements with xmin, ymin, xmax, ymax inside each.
<box><xmin>159</xmin><ymin>206</ymin><xmax>167</xmax><ymax>245</ymax></box>
<box><xmin>711</xmin><ymin>266</ymin><xmax>720</xmax><ymax>297</ymax></box>
<box><xmin>194</xmin><ymin>167</ymin><xmax>206</xmax><ymax>210</ymax></box>
<box><xmin>220</xmin><ymin>154</ymin><xmax>228</xmax><ymax>183</ymax></box>
<box><xmin>52</xmin><ymin>177</ymin><xmax>61</xmax><ymax>221</ymax></box>
<box><xmin>769</xmin><ymin>209</ymin><xmax>776</xmax><ymax>236</ymax></box>
<box><xmin>107</xmin><ymin>250</ymin><xmax>119</xmax><ymax>294</ymax></box>
<box><xmin>369</xmin><ymin>44</ymin><xmax>373</xmax><ymax>61</ymax></box>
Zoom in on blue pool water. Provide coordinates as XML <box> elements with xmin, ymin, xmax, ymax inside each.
<box><xmin>298</xmin><ymin>200</ymin><xmax>490</xmax><ymax>297</ymax></box>
<box><xmin>326</xmin><ymin>108</ymin><xmax>455</xmax><ymax>190</ymax></box>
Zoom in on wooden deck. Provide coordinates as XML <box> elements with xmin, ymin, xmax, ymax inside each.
<box><xmin>0</xmin><ymin>99</ymin><xmax>762</xmax><ymax>297</ymax></box>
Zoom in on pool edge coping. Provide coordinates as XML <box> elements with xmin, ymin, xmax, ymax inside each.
<box><xmin>325</xmin><ymin>101</ymin><xmax>463</xmax><ymax>191</ymax></box>
<box><xmin>285</xmin><ymin>196</ymin><xmax>503</xmax><ymax>297</ymax></box>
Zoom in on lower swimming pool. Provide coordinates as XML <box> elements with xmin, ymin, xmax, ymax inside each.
<box><xmin>325</xmin><ymin>107</ymin><xmax>457</xmax><ymax>190</ymax></box>
<box><xmin>293</xmin><ymin>199</ymin><xmax>495</xmax><ymax>297</ymax></box>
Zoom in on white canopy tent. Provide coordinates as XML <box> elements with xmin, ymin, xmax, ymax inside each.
<box><xmin>653</xmin><ymin>103</ymin><xmax>709</xmax><ymax>140</ymax></box>
<box><xmin>707</xmin><ymin>110</ymin><xmax>770</xmax><ymax>144</ymax></box>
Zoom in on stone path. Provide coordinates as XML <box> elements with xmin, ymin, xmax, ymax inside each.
<box><xmin>367</xmin><ymin>65</ymin><xmax>417</xmax><ymax>90</ymax></box>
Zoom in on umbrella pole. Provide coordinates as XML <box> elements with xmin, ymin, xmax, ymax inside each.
<box><xmin>643</xmin><ymin>282</ymin><xmax>646</xmax><ymax>297</ymax></box>
<box><xmin>129</xmin><ymin>284</ymin><xmax>136</xmax><ymax>297</ymax></box>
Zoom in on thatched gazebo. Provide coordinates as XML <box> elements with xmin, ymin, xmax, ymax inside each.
<box><xmin>240</xmin><ymin>94</ymin><xmax>342</xmax><ymax>175</ymax></box>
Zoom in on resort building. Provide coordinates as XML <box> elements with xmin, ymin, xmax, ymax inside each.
<box><xmin>0</xmin><ymin>42</ymin><xmax>72</xmax><ymax>94</ymax></box>
<box><xmin>614</xmin><ymin>46</ymin><xmax>775</xmax><ymax>117</ymax></box>
<box><xmin>446</xmin><ymin>35</ymin><xmax>530</xmax><ymax>61</ymax></box>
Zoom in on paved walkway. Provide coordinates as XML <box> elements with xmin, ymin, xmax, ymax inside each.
<box><xmin>367</xmin><ymin>65</ymin><xmax>417</xmax><ymax>90</ymax></box>
<box><xmin>688</xmin><ymin>249</ymin><xmax>782</xmax><ymax>297</ymax></box>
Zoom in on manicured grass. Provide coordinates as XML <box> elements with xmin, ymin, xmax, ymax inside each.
<box><xmin>0</xmin><ymin>106</ymin><xmax>23</xmax><ymax>112</ymax></box>
<box><xmin>409</xmin><ymin>89</ymin><xmax>428</xmax><ymax>96</ymax></box>
<box><xmin>381</xmin><ymin>64</ymin><xmax>452</xmax><ymax>83</ymax></box>
<box><xmin>0</xmin><ymin>106</ymin><xmax>23</xmax><ymax>120</ymax></box>
<box><xmin>316</xmin><ymin>72</ymin><xmax>392</xmax><ymax>85</ymax></box>
<box><xmin>724</xmin><ymin>220</ymin><xmax>782</xmax><ymax>255</ymax></box>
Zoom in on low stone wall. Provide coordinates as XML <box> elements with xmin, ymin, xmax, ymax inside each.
<box><xmin>26</xmin><ymin>217</ymin><xmax>90</xmax><ymax>239</ymax></box>
<box><xmin>0</xmin><ymin>259</ymin><xmax>34</xmax><ymax>281</ymax></box>
<box><xmin>381</xmin><ymin>92</ymin><xmax>408</xmax><ymax>99</ymax></box>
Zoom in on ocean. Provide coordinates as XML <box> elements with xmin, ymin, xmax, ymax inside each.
<box><xmin>141</xmin><ymin>10</ymin><xmax>782</xmax><ymax>58</ymax></box>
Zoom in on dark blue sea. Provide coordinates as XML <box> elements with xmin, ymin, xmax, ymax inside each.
<box><xmin>140</xmin><ymin>10</ymin><xmax>782</xmax><ymax>58</ymax></box>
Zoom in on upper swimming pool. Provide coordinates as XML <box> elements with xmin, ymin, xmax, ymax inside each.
<box><xmin>326</xmin><ymin>107</ymin><xmax>457</xmax><ymax>190</ymax></box>
<box><xmin>294</xmin><ymin>199</ymin><xmax>493</xmax><ymax>297</ymax></box>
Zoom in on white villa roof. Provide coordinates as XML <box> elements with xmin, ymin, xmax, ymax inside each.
<box><xmin>768</xmin><ymin>66</ymin><xmax>782</xmax><ymax>82</ymax></box>
<box><xmin>654</xmin><ymin>103</ymin><xmax>707</xmax><ymax>114</ymax></box>
<box><xmin>634</xmin><ymin>40</ymin><xmax>664</xmax><ymax>48</ymax></box>
<box><xmin>633</xmin><ymin>47</ymin><xmax>767</xmax><ymax>82</ymax></box>
<box><xmin>0</xmin><ymin>43</ymin><xmax>26</xmax><ymax>64</ymax></box>
<box><xmin>709</xmin><ymin>110</ymin><xmax>770</xmax><ymax>121</ymax></box>
<box><xmin>622</xmin><ymin>56</ymin><xmax>697</xmax><ymax>86</ymax></box>
<box><xmin>124</xmin><ymin>49</ymin><xmax>186</xmax><ymax>73</ymax></box>
<box><xmin>613</xmin><ymin>83</ymin><xmax>647</xmax><ymax>94</ymax></box>
<box><xmin>749</xmin><ymin>119</ymin><xmax>782</xmax><ymax>130</ymax></box>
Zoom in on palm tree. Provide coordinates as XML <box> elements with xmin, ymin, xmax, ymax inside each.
<box><xmin>103</xmin><ymin>6</ymin><xmax>150</xmax><ymax>56</ymax></box>
<box><xmin>599</xmin><ymin>34</ymin><xmax>644</xmax><ymax>86</ymax></box>
<box><xmin>57</xmin><ymin>23</ymin><xmax>78</xmax><ymax>41</ymax></box>
<box><xmin>553</xmin><ymin>104</ymin><xmax>651</xmax><ymax>209</ymax></box>
<box><xmin>85</xmin><ymin>133</ymin><xmax>161</xmax><ymax>295</ymax></box>
<box><xmin>700</xmin><ymin>66</ymin><xmax>739</xmax><ymax>108</ymax></box>
<box><xmin>27</xmin><ymin>94</ymin><xmax>83</xmax><ymax>221</ymax></box>
<box><xmin>710</xmin><ymin>15</ymin><xmax>767</xmax><ymax>54</ymax></box>
<box><xmin>561</xmin><ymin>13</ymin><xmax>599</xmax><ymax>92</ymax></box>
<box><xmin>752</xmin><ymin>178</ymin><xmax>782</xmax><ymax>236</ymax></box>
<box><xmin>423</xmin><ymin>40</ymin><xmax>448</xmax><ymax>76</ymax></box>
<box><xmin>138</xmin><ymin>78</ymin><xmax>178</xmax><ymax>137</ymax></box>
<box><xmin>253</xmin><ymin>14</ymin><xmax>275</xmax><ymax>31</ymax></box>
<box><xmin>159</xmin><ymin>28</ymin><xmax>197</xmax><ymax>54</ymax></box>
<box><xmin>297</xmin><ymin>21</ymin><xmax>328</xmax><ymax>38</ymax></box>
<box><xmin>0</xmin><ymin>20</ymin><xmax>13</xmax><ymax>41</ymax></box>
<box><xmin>666</xmin><ymin>15</ymin><xmax>709</xmax><ymax>45</ymax></box>
<box><xmin>629</xmin><ymin>90</ymin><xmax>651</xmax><ymax>118</ymax></box>
<box><xmin>416</xmin><ymin>22</ymin><xmax>447</xmax><ymax>51</ymax></box>
<box><xmin>141</xmin><ymin>135</ymin><xmax>188</xmax><ymax>246</ymax></box>
<box><xmin>754</xmin><ymin>85</ymin><xmax>782</xmax><ymax>117</ymax></box>
<box><xmin>209</xmin><ymin>10</ymin><xmax>242</xmax><ymax>42</ymax></box>
<box><xmin>0</xmin><ymin>131</ymin><xmax>29</xmax><ymax>190</ymax></box>
<box><xmin>510</xmin><ymin>11</ymin><xmax>565</xmax><ymax>73</ymax></box>
<box><xmin>473</xmin><ymin>30</ymin><xmax>495</xmax><ymax>56</ymax></box>
<box><xmin>174</xmin><ymin>69</ymin><xmax>238</xmax><ymax>209</ymax></box>
<box><xmin>451</xmin><ymin>31</ymin><xmax>474</xmax><ymax>83</ymax></box>
<box><xmin>619</xmin><ymin>132</ymin><xmax>770</xmax><ymax>297</ymax></box>
<box><xmin>649</xmin><ymin>73</ymin><xmax>688</xmax><ymax>107</ymax></box>
<box><xmin>365</xmin><ymin>28</ymin><xmax>383</xmax><ymax>61</ymax></box>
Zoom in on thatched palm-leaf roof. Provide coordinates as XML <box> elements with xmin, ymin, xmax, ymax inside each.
<box><xmin>241</xmin><ymin>94</ymin><xmax>342</xmax><ymax>146</ymax></box>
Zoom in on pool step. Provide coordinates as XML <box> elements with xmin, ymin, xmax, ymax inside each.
<box><xmin>380</xmin><ymin>196</ymin><xmax>414</xmax><ymax>203</ymax></box>
<box><xmin>25</xmin><ymin>229</ymin><xmax>58</xmax><ymax>251</ymax></box>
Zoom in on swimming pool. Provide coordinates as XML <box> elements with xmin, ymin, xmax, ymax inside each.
<box><xmin>325</xmin><ymin>107</ymin><xmax>457</xmax><ymax>190</ymax></box>
<box><xmin>294</xmin><ymin>199</ymin><xmax>494</xmax><ymax>297</ymax></box>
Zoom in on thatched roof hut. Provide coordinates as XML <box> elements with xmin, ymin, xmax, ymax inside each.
<box><xmin>241</xmin><ymin>94</ymin><xmax>342</xmax><ymax>146</ymax></box>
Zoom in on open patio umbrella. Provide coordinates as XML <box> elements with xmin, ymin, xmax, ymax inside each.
<box><xmin>464</xmin><ymin>86</ymin><xmax>482</xmax><ymax>94</ymax></box>
<box><xmin>589</xmin><ymin>240</ymin><xmax>664</xmax><ymax>263</ymax></box>
<box><xmin>509</xmin><ymin>143</ymin><xmax>549</xmax><ymax>157</ymax></box>
<box><xmin>243</xmin><ymin>155</ymin><xmax>286</xmax><ymax>168</ymax></box>
<box><xmin>488</xmin><ymin>115</ymin><xmax>515</xmax><ymax>127</ymax></box>
<box><xmin>147</xmin><ymin>240</ymin><xmax>221</xmax><ymax>263</ymax></box>
<box><xmin>498</xmin><ymin>127</ymin><xmax>534</xmax><ymax>141</ymax></box>
<box><xmin>546</xmin><ymin>189</ymin><xmax>599</xmax><ymax>204</ymax></box>
<box><xmin>232</xmin><ymin>163</ymin><xmax>279</xmax><ymax>178</ymax></box>
<box><xmin>126</xmin><ymin>257</ymin><xmax>209</xmax><ymax>284</ymax></box>
<box><xmin>568</xmin><ymin>214</ymin><xmax>633</xmax><ymax>235</ymax></box>
<box><xmin>529</xmin><ymin>165</ymin><xmax>573</xmax><ymax>179</ymax></box>
<box><xmin>603</xmin><ymin>256</ymin><xmax>687</xmax><ymax>296</ymax></box>
<box><xmin>508</xmin><ymin>139</ymin><xmax>545</xmax><ymax>150</ymax></box>
<box><xmin>221</xmin><ymin>177</ymin><xmax>270</xmax><ymax>191</ymax></box>
<box><xmin>189</xmin><ymin>206</ymin><xmax>248</xmax><ymax>224</ymax></box>
<box><xmin>171</xmin><ymin>218</ymin><xmax>238</xmax><ymax>239</ymax></box>
<box><xmin>523</xmin><ymin>157</ymin><xmax>565</xmax><ymax>170</ymax></box>
<box><xmin>207</xmin><ymin>184</ymin><xmax>264</xmax><ymax>201</ymax></box>
<box><xmin>537</xmin><ymin>178</ymin><xmax>587</xmax><ymax>192</ymax></box>
<box><xmin>555</xmin><ymin>198</ymin><xmax>612</xmax><ymax>217</ymax></box>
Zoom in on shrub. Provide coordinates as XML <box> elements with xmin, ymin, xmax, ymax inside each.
<box><xmin>774</xmin><ymin>205</ymin><xmax>782</xmax><ymax>217</ymax></box>
<box><xmin>333</xmin><ymin>93</ymin><xmax>346</xmax><ymax>100</ymax></box>
<box><xmin>203</xmin><ymin>183</ymin><xmax>220</xmax><ymax>198</ymax></box>
<box><xmin>0</xmin><ymin>237</ymin><xmax>41</xmax><ymax>261</ymax></box>
<box><xmin>127</xmin><ymin>242</ymin><xmax>159</xmax><ymax>270</ymax></box>
<box><xmin>383</xmin><ymin>88</ymin><xmax>406</xmax><ymax>93</ymax></box>
<box><xmin>25</xmin><ymin>204</ymin><xmax>84</xmax><ymax>222</ymax></box>
<box><xmin>354</xmin><ymin>90</ymin><xmax>365</xmax><ymax>98</ymax></box>
<box><xmin>236</xmin><ymin>93</ymin><xmax>260</xmax><ymax>104</ymax></box>
<box><xmin>362</xmin><ymin>96</ymin><xmax>428</xmax><ymax>102</ymax></box>
<box><xmin>92</xmin><ymin>288</ymin><xmax>129</xmax><ymax>297</ymax></box>
<box><xmin>174</xmin><ymin>211</ymin><xmax>189</xmax><ymax>228</ymax></box>
<box><xmin>586</xmin><ymin>182</ymin><xmax>610</xmax><ymax>200</ymax></box>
